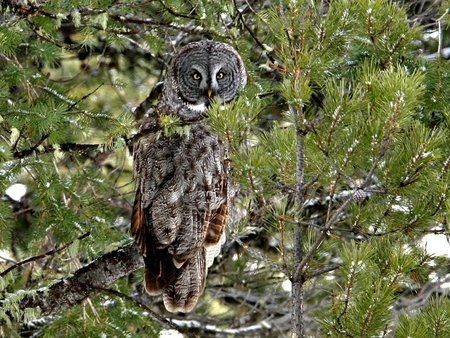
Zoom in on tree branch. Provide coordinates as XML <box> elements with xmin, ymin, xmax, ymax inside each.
<box><xmin>1</xmin><ymin>243</ymin><xmax>199</xmax><ymax>336</ymax></box>
<box><xmin>13</xmin><ymin>243</ymin><xmax>143</xmax><ymax>318</ymax></box>
<box><xmin>13</xmin><ymin>143</ymin><xmax>103</xmax><ymax>159</ymax></box>
<box><xmin>98</xmin><ymin>288</ymin><xmax>197</xmax><ymax>338</ymax></box>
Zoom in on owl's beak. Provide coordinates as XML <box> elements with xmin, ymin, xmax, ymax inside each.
<box><xmin>207</xmin><ymin>89</ymin><xmax>213</xmax><ymax>98</ymax></box>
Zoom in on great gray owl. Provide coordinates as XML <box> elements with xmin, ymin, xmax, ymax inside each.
<box><xmin>131</xmin><ymin>40</ymin><xmax>247</xmax><ymax>313</ymax></box>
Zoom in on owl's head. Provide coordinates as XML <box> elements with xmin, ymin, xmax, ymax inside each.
<box><xmin>169</xmin><ymin>40</ymin><xmax>247</xmax><ymax>114</ymax></box>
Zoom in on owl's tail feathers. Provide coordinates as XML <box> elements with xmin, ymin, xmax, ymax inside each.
<box><xmin>143</xmin><ymin>265</ymin><xmax>165</xmax><ymax>295</ymax></box>
<box><xmin>162</xmin><ymin>248</ymin><xmax>207</xmax><ymax>313</ymax></box>
<box><xmin>143</xmin><ymin>252</ymin><xmax>178</xmax><ymax>295</ymax></box>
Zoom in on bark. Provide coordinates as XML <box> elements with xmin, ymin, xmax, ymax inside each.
<box><xmin>17</xmin><ymin>243</ymin><xmax>143</xmax><ymax>317</ymax></box>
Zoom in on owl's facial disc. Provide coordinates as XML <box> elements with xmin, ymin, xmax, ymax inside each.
<box><xmin>175</xmin><ymin>47</ymin><xmax>244</xmax><ymax>113</ymax></box>
<box><xmin>181</xmin><ymin>66</ymin><xmax>235</xmax><ymax>113</ymax></box>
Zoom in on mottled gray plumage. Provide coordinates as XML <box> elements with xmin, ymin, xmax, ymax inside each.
<box><xmin>131</xmin><ymin>40</ymin><xmax>246</xmax><ymax>313</ymax></box>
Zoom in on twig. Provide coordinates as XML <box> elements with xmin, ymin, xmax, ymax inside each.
<box><xmin>0</xmin><ymin>232</ymin><xmax>91</xmax><ymax>277</ymax></box>
<box><xmin>232</xmin><ymin>236</ymin><xmax>290</xmax><ymax>276</ymax></box>
<box><xmin>233</xmin><ymin>0</ymin><xmax>276</xmax><ymax>64</ymax></box>
<box><xmin>294</xmin><ymin>197</ymin><xmax>354</xmax><ymax>281</ymax></box>
<box><xmin>301</xmin><ymin>174</ymin><xmax>319</xmax><ymax>193</ymax></box>
<box><xmin>305</xmin><ymin>264</ymin><xmax>341</xmax><ymax>280</ymax></box>
<box><xmin>68</xmin><ymin>83</ymin><xmax>104</xmax><ymax>111</ymax></box>
<box><xmin>157</xmin><ymin>0</ymin><xmax>197</xmax><ymax>20</ymax></box>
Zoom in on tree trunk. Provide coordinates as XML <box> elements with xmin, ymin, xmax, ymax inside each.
<box><xmin>292</xmin><ymin>107</ymin><xmax>305</xmax><ymax>338</ymax></box>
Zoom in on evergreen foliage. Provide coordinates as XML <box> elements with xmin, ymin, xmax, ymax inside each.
<box><xmin>1</xmin><ymin>0</ymin><xmax>450</xmax><ymax>337</ymax></box>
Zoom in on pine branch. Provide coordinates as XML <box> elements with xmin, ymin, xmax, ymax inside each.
<box><xmin>11</xmin><ymin>113</ymin><xmax>162</xmax><ymax>160</ymax></box>
<box><xmin>4</xmin><ymin>243</ymin><xmax>196</xmax><ymax>335</ymax></box>
<box><xmin>5</xmin><ymin>241</ymin><xmax>282</xmax><ymax>336</ymax></box>
<box><xmin>9</xmin><ymin>243</ymin><xmax>143</xmax><ymax>319</ymax></box>
<box><xmin>13</xmin><ymin>143</ymin><xmax>103</xmax><ymax>159</ymax></box>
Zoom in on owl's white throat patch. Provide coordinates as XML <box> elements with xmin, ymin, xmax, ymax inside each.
<box><xmin>185</xmin><ymin>102</ymin><xmax>208</xmax><ymax>113</ymax></box>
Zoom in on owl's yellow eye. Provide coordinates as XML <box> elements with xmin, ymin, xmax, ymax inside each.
<box><xmin>193</xmin><ymin>72</ymin><xmax>201</xmax><ymax>80</ymax></box>
<box><xmin>216</xmin><ymin>72</ymin><xmax>224</xmax><ymax>79</ymax></box>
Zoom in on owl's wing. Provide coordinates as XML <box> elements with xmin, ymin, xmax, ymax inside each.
<box><xmin>131</xmin><ymin>190</ymin><xmax>146</xmax><ymax>255</ymax></box>
<box><xmin>204</xmin><ymin>202</ymin><xmax>227</xmax><ymax>268</ymax></box>
<box><xmin>131</xmin><ymin>135</ymin><xmax>180</xmax><ymax>295</ymax></box>
<box><xmin>202</xmin><ymin>162</ymin><xmax>228</xmax><ymax>267</ymax></box>
<box><xmin>132</xmin><ymin>189</ymin><xmax>179</xmax><ymax>295</ymax></box>
<box><xmin>131</xmin><ymin>135</ymin><xmax>155</xmax><ymax>256</ymax></box>
<box><xmin>131</xmin><ymin>132</ymin><xmax>181</xmax><ymax>250</ymax></box>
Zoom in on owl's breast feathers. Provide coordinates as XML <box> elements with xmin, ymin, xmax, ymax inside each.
<box><xmin>131</xmin><ymin>123</ymin><xmax>227</xmax><ymax>313</ymax></box>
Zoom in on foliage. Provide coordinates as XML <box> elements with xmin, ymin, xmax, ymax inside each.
<box><xmin>1</xmin><ymin>0</ymin><xmax>450</xmax><ymax>337</ymax></box>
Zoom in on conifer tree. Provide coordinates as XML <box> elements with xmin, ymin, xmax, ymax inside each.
<box><xmin>1</xmin><ymin>1</ymin><xmax>450</xmax><ymax>337</ymax></box>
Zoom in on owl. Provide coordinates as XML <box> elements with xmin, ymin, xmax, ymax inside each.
<box><xmin>131</xmin><ymin>40</ymin><xmax>247</xmax><ymax>313</ymax></box>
